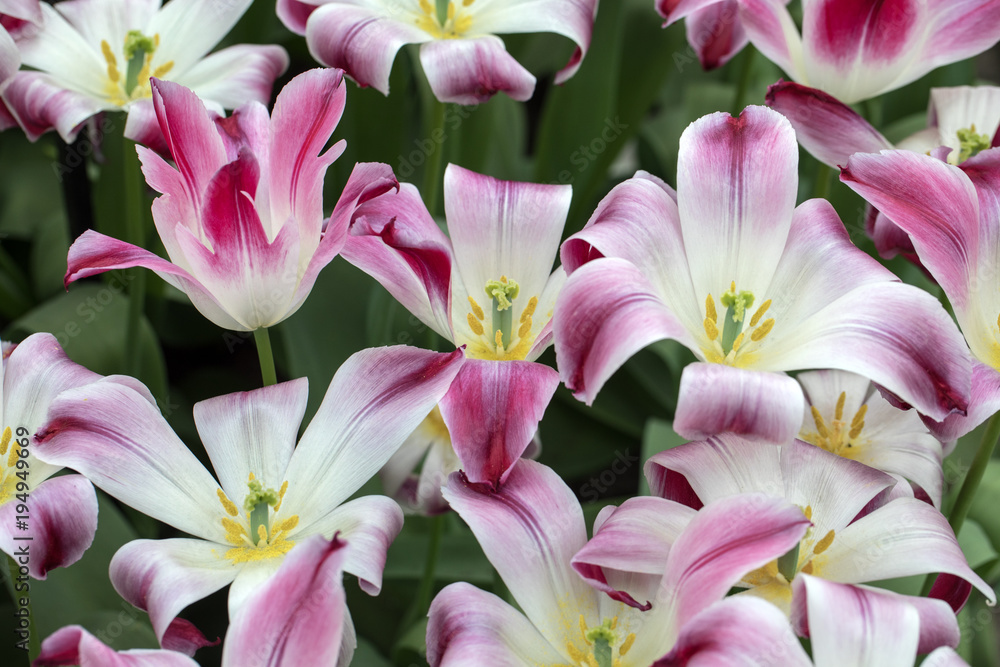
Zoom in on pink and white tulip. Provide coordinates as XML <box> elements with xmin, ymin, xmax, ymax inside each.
<box><xmin>664</xmin><ymin>0</ymin><xmax>1000</xmax><ymax>104</ymax></box>
<box><xmin>555</xmin><ymin>106</ymin><xmax>970</xmax><ymax>444</ymax></box>
<box><xmin>34</xmin><ymin>346</ymin><xmax>463</xmax><ymax>644</ymax></box>
<box><xmin>843</xmin><ymin>147</ymin><xmax>1000</xmax><ymax>440</ymax></box>
<box><xmin>343</xmin><ymin>164</ymin><xmax>566</xmax><ymax>486</ymax></box>
<box><xmin>0</xmin><ymin>0</ymin><xmax>287</xmax><ymax>144</ymax></box>
<box><xmin>34</xmin><ymin>626</ymin><xmax>199</xmax><ymax>667</ymax></box>
<box><xmin>277</xmin><ymin>0</ymin><xmax>598</xmax><ymax>104</ymax></box>
<box><xmin>64</xmin><ymin>70</ymin><xmax>397</xmax><ymax>332</ymax></box>
<box><xmin>427</xmin><ymin>458</ymin><xmax>811</xmax><ymax>665</ymax></box>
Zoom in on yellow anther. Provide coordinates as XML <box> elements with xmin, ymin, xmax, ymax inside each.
<box><xmin>566</xmin><ymin>643</ymin><xmax>587</xmax><ymax>663</ymax></box>
<box><xmin>518</xmin><ymin>320</ymin><xmax>532</xmax><ymax>339</ymax></box>
<box><xmin>520</xmin><ymin>296</ymin><xmax>538</xmax><ymax>323</ymax></box>
<box><xmin>750</xmin><ymin>318</ymin><xmax>775</xmax><ymax>342</ymax></box>
<box><xmin>256</xmin><ymin>524</ymin><xmax>268</xmax><ymax>544</ymax></box>
<box><xmin>732</xmin><ymin>332</ymin><xmax>744</xmax><ymax>352</ymax></box>
<box><xmin>468</xmin><ymin>296</ymin><xmax>485</xmax><ymax>321</ymax></box>
<box><xmin>705</xmin><ymin>294</ymin><xmax>717</xmax><ymax>323</ymax></box>
<box><xmin>804</xmin><ymin>505</ymin><xmax>812</xmax><ymax>521</ymax></box>
<box><xmin>7</xmin><ymin>443</ymin><xmax>20</xmax><ymax>468</ymax></box>
<box><xmin>0</xmin><ymin>427</ymin><xmax>10</xmax><ymax>457</ymax></box>
<box><xmin>463</xmin><ymin>0</ymin><xmax>474</xmax><ymax>5</ymax></box>
<box><xmin>446</xmin><ymin>1</ymin><xmax>455</xmax><ymax>19</ymax></box>
<box><xmin>620</xmin><ymin>633</ymin><xmax>636</xmax><ymax>656</ymax></box>
<box><xmin>835</xmin><ymin>392</ymin><xmax>846</xmax><ymax>421</ymax></box>
<box><xmin>586</xmin><ymin>656</ymin><xmax>599</xmax><ymax>667</ymax></box>
<box><xmin>813</xmin><ymin>530</ymin><xmax>835</xmax><ymax>555</ymax></box>
<box><xmin>849</xmin><ymin>405</ymin><xmax>867</xmax><ymax>439</ymax></box>
<box><xmin>495</xmin><ymin>329</ymin><xmax>504</xmax><ymax>351</ymax></box>
<box><xmin>810</xmin><ymin>406</ymin><xmax>829</xmax><ymax>439</ymax></box>
<box><xmin>610</xmin><ymin>616</ymin><xmax>618</xmax><ymax>630</ymax></box>
<box><xmin>221</xmin><ymin>517</ymin><xmax>247</xmax><ymax>545</ymax></box>
<box><xmin>101</xmin><ymin>40</ymin><xmax>121</xmax><ymax>82</ymax></box>
<box><xmin>453</xmin><ymin>14</ymin><xmax>473</xmax><ymax>33</ymax></box>
<box><xmin>217</xmin><ymin>489</ymin><xmax>239</xmax><ymax>516</ymax></box>
<box><xmin>704</xmin><ymin>318</ymin><xmax>719</xmax><ymax>342</ymax></box>
<box><xmin>419</xmin><ymin>0</ymin><xmax>434</xmax><ymax>14</ymax></box>
<box><xmin>248</xmin><ymin>472</ymin><xmax>256</xmax><ymax>481</ymax></box>
<box><xmin>152</xmin><ymin>61</ymin><xmax>174</xmax><ymax>78</ymax></box>
<box><xmin>274</xmin><ymin>480</ymin><xmax>289</xmax><ymax>512</ymax></box>
<box><xmin>468</xmin><ymin>313</ymin><xmax>485</xmax><ymax>336</ymax></box>
<box><xmin>996</xmin><ymin>312</ymin><xmax>1000</xmax><ymax>331</ymax></box>
<box><xmin>273</xmin><ymin>515</ymin><xmax>299</xmax><ymax>534</ymax></box>
<box><xmin>749</xmin><ymin>299</ymin><xmax>771</xmax><ymax>327</ymax></box>
<box><xmin>729</xmin><ymin>280</ymin><xmax>736</xmax><ymax>293</ymax></box>
<box><xmin>579</xmin><ymin>615</ymin><xmax>588</xmax><ymax>642</ymax></box>
<box><xmin>801</xmin><ymin>561</ymin><xmax>814</xmax><ymax>574</ymax></box>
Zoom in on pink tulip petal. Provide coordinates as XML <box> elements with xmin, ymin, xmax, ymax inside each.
<box><xmin>275</xmin><ymin>0</ymin><xmax>318</xmax><ymax>34</ymax></box>
<box><xmin>34</xmin><ymin>625</ymin><xmax>199</xmax><ymax>667</ymax></box>
<box><xmin>0</xmin><ymin>0</ymin><xmax>42</xmax><ymax>23</ymax></box>
<box><xmin>685</xmin><ymin>2</ymin><xmax>749</xmax><ymax>70</ymax></box>
<box><xmin>732</xmin><ymin>0</ymin><xmax>803</xmax><ymax>81</ymax></box>
<box><xmin>924</xmin><ymin>647</ymin><xmax>970</xmax><ymax>667</ymax></box>
<box><xmin>924</xmin><ymin>361</ymin><xmax>1000</xmax><ymax>442</ymax></box>
<box><xmin>0</xmin><ymin>70</ymin><xmax>107</xmax><ymax>141</ymax></box>
<box><xmin>419</xmin><ymin>36</ymin><xmax>536</xmax><ymax>104</ymax></box>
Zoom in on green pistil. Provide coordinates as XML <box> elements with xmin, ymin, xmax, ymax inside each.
<box><xmin>485</xmin><ymin>277</ymin><xmax>519</xmax><ymax>348</ymax></box>
<box><xmin>957</xmin><ymin>125</ymin><xmax>991</xmax><ymax>163</ymax></box>
<box><xmin>244</xmin><ymin>479</ymin><xmax>280</xmax><ymax>546</ymax></box>
<box><xmin>777</xmin><ymin>541</ymin><xmax>800</xmax><ymax>582</ymax></box>
<box><xmin>719</xmin><ymin>288</ymin><xmax>754</xmax><ymax>353</ymax></box>
<box><xmin>123</xmin><ymin>30</ymin><xmax>156</xmax><ymax>95</ymax></box>
<box><xmin>586</xmin><ymin>619</ymin><xmax>616</xmax><ymax>667</ymax></box>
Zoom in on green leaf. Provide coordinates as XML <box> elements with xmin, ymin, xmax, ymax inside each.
<box><xmin>639</xmin><ymin>419</ymin><xmax>688</xmax><ymax>496</ymax></box>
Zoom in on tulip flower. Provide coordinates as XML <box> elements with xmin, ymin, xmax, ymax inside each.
<box><xmin>64</xmin><ymin>70</ymin><xmax>397</xmax><ymax>332</ymax></box>
<box><xmin>343</xmin><ymin>164</ymin><xmax>566</xmax><ymax>486</ymax></box>
<box><xmin>0</xmin><ymin>0</ymin><xmax>39</xmax><ymax>131</ymax></box>
<box><xmin>555</xmin><ymin>106</ymin><xmax>970</xmax><ymax>444</ymax></box>
<box><xmin>0</xmin><ymin>0</ymin><xmax>287</xmax><ymax>143</ymax></box>
<box><xmin>842</xmin><ymin>147</ymin><xmax>1000</xmax><ymax>440</ymax></box>
<box><xmin>34</xmin><ymin>346</ymin><xmax>464</xmax><ymax>644</ymax></box>
<box><xmin>662</xmin><ymin>0</ymin><xmax>1000</xmax><ymax>104</ymax></box>
<box><xmin>427</xmin><ymin>458</ymin><xmax>811</xmax><ymax>665</ymax></box>
<box><xmin>34</xmin><ymin>626</ymin><xmax>199</xmax><ymax>667</ymax></box>
<box><xmin>276</xmin><ymin>0</ymin><xmax>598</xmax><ymax>104</ymax></box>
<box><xmin>797</xmin><ymin>369</ymin><xmax>945</xmax><ymax>506</ymax></box>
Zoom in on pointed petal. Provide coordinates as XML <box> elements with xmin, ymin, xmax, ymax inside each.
<box><xmin>34</xmin><ymin>625</ymin><xmax>200</xmax><ymax>667</ymax></box>
<box><xmin>674</xmin><ymin>363</ymin><xmax>805</xmax><ymax>443</ymax></box>
<box><xmin>110</xmin><ymin>538</ymin><xmax>238</xmax><ymax>642</ymax></box>
<box><xmin>765</xmin><ymin>80</ymin><xmax>893</xmax><ymax>167</ymax></box>
<box><xmin>924</xmin><ymin>361</ymin><xmax>1000</xmax><ymax>442</ymax></box>
<box><xmin>147</xmin><ymin>0</ymin><xmax>253</xmax><ymax>76</ymax></box>
<box><xmin>733</xmin><ymin>0</ymin><xmax>805</xmax><ymax>82</ymax></box>
<box><xmin>276</xmin><ymin>0</ymin><xmax>317</xmax><ymax>34</ymax></box>
<box><xmin>437</xmin><ymin>359</ymin><xmax>558</xmax><ymax>486</ymax></box>
<box><xmin>0</xmin><ymin>71</ymin><xmax>107</xmax><ymax>141</ymax></box>
<box><xmin>917</xmin><ymin>2</ymin><xmax>1000</xmax><ymax>91</ymax></box>
<box><xmin>282</xmin><ymin>347</ymin><xmax>464</xmax><ymax>532</ymax></box>
<box><xmin>442</xmin><ymin>460</ymin><xmax>597</xmax><ymax>652</ymax></box>
<box><xmin>304</xmin><ymin>3</ymin><xmax>430</xmax><ymax>96</ymax></box>
<box><xmin>222</xmin><ymin>535</ymin><xmax>347</xmax><ymax>667</ymax></box>
<box><xmin>677</xmin><ymin>106</ymin><xmax>798</xmax><ymax>301</ymax></box>
<box><xmin>0</xmin><ymin>475</ymin><xmax>96</xmax><ymax>579</ymax></box>
<box><xmin>35</xmin><ymin>381</ymin><xmax>228</xmax><ymax>543</ymax></box>
<box><xmin>174</xmin><ymin>44</ymin><xmax>289</xmax><ymax>111</ymax></box>
<box><xmin>193</xmin><ymin>378</ymin><xmax>308</xmax><ymax>509</ymax></box>
<box><xmin>124</xmin><ymin>99</ymin><xmax>168</xmax><ymax>152</ymax></box>
<box><xmin>0</xmin><ymin>24</ymin><xmax>18</xmax><ymax>82</ymax></box>
<box><xmin>419</xmin><ymin>36</ymin><xmax>536</xmax><ymax>104</ymax></box>
<box><xmin>686</xmin><ymin>2</ymin><xmax>749</xmax><ymax>70</ymax></box>
<box><xmin>554</xmin><ymin>257</ymin><xmax>696</xmax><ymax>404</ymax></box>
<box><xmin>342</xmin><ymin>181</ymin><xmax>455</xmax><ymax>341</ymax></box>
<box><xmin>427</xmin><ymin>582</ymin><xmax>565</xmax><ymax>666</ymax></box>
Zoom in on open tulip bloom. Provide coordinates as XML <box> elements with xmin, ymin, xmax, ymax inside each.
<box><xmin>343</xmin><ymin>163</ymin><xmax>567</xmax><ymax>485</ymax></box>
<box><xmin>842</xmin><ymin>147</ymin><xmax>1000</xmax><ymax>441</ymax></box>
<box><xmin>33</xmin><ymin>345</ymin><xmax>464</xmax><ymax>645</ymax></box>
<box><xmin>555</xmin><ymin>106</ymin><xmax>971</xmax><ymax>444</ymax></box>
<box><xmin>276</xmin><ymin>0</ymin><xmax>598</xmax><ymax>104</ymax></box>
<box><xmin>64</xmin><ymin>69</ymin><xmax>398</xmax><ymax>332</ymax></box>
<box><xmin>427</xmin><ymin>458</ymin><xmax>812</xmax><ymax>666</ymax></box>
<box><xmin>662</xmin><ymin>0</ymin><xmax>1000</xmax><ymax>104</ymax></box>
<box><xmin>0</xmin><ymin>0</ymin><xmax>288</xmax><ymax>144</ymax></box>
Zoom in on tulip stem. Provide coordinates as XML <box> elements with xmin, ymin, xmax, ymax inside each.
<box><xmin>253</xmin><ymin>328</ymin><xmax>277</xmax><ymax>387</ymax></box>
<box><xmin>123</xmin><ymin>139</ymin><xmax>148</xmax><ymax>377</ymax></box>
<box><xmin>422</xmin><ymin>100</ymin><xmax>448</xmax><ymax>217</ymax></box>
<box><xmin>812</xmin><ymin>162</ymin><xmax>832</xmax><ymax>201</ymax></box>
<box><xmin>7</xmin><ymin>555</ymin><xmax>39</xmax><ymax>663</ymax></box>
<box><xmin>731</xmin><ymin>47</ymin><xmax>756</xmax><ymax>115</ymax></box>
<box><xmin>950</xmin><ymin>411</ymin><xmax>1000</xmax><ymax>536</ymax></box>
<box><xmin>399</xmin><ymin>514</ymin><xmax>444</xmax><ymax>635</ymax></box>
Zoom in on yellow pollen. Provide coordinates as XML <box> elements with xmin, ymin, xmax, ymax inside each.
<box><xmin>446</xmin><ymin>1</ymin><xmax>455</xmax><ymax>20</ymax></box>
<box><xmin>704</xmin><ymin>318</ymin><xmax>719</xmax><ymax>341</ymax></box>
<box><xmin>705</xmin><ymin>295</ymin><xmax>717</xmax><ymax>323</ymax></box>
<box><xmin>101</xmin><ymin>40</ymin><xmax>120</xmax><ymax>82</ymax></box>
<box><xmin>566</xmin><ymin>643</ymin><xmax>587</xmax><ymax>663</ymax></box>
<box><xmin>468</xmin><ymin>296</ymin><xmax>485</xmax><ymax>321</ymax></box>
<box><xmin>849</xmin><ymin>405</ymin><xmax>867</xmax><ymax>439</ymax></box>
<box><xmin>463</xmin><ymin>0</ymin><xmax>474</xmax><ymax>5</ymax></box>
<box><xmin>520</xmin><ymin>296</ymin><xmax>538</xmax><ymax>323</ymax></box>
<box><xmin>248</xmin><ymin>472</ymin><xmax>256</xmax><ymax>481</ymax></box>
<box><xmin>272</xmin><ymin>515</ymin><xmax>299</xmax><ymax>534</ymax></box>
<box><xmin>996</xmin><ymin>312</ymin><xmax>999</xmax><ymax>331</ymax></box>
<box><xmin>729</xmin><ymin>280</ymin><xmax>736</xmax><ymax>293</ymax></box>
<box><xmin>610</xmin><ymin>616</ymin><xmax>618</xmax><ymax>630</ymax></box>
<box><xmin>835</xmin><ymin>392</ymin><xmax>846</xmax><ymax>421</ymax></box>
<box><xmin>813</xmin><ymin>530</ymin><xmax>835</xmax><ymax>555</ymax></box>
<box><xmin>804</xmin><ymin>505</ymin><xmax>813</xmax><ymax>521</ymax></box>
<box><xmin>495</xmin><ymin>329</ymin><xmax>504</xmax><ymax>351</ymax></box>
<box><xmin>749</xmin><ymin>299</ymin><xmax>771</xmax><ymax>327</ymax></box>
<box><xmin>0</xmin><ymin>426</ymin><xmax>10</xmax><ymax>457</ymax></box>
<box><xmin>801</xmin><ymin>561</ymin><xmax>814</xmax><ymax>574</ymax></box>
<box><xmin>620</xmin><ymin>633</ymin><xmax>636</xmax><ymax>656</ymax></box>
<box><xmin>468</xmin><ymin>313</ymin><xmax>485</xmax><ymax>336</ymax></box>
<box><xmin>152</xmin><ymin>61</ymin><xmax>174</xmax><ymax>78</ymax></box>
<box><xmin>586</xmin><ymin>656</ymin><xmax>599</xmax><ymax>667</ymax></box>
<box><xmin>811</xmin><ymin>406</ymin><xmax>829</xmax><ymax>439</ymax></box>
<box><xmin>222</xmin><ymin>517</ymin><xmax>248</xmax><ymax>545</ymax></box>
<box><xmin>518</xmin><ymin>320</ymin><xmax>532</xmax><ymax>339</ymax></box>
<box><xmin>419</xmin><ymin>0</ymin><xmax>434</xmax><ymax>13</ymax></box>
<box><xmin>750</xmin><ymin>318</ymin><xmax>775</xmax><ymax>342</ymax></box>
<box><xmin>273</xmin><ymin>480</ymin><xmax>289</xmax><ymax>512</ymax></box>
<box><xmin>579</xmin><ymin>615</ymin><xmax>588</xmax><ymax>642</ymax></box>
<box><xmin>217</xmin><ymin>489</ymin><xmax>239</xmax><ymax>516</ymax></box>
<box><xmin>732</xmin><ymin>332</ymin><xmax>744</xmax><ymax>352</ymax></box>
<box><xmin>7</xmin><ymin>443</ymin><xmax>19</xmax><ymax>469</ymax></box>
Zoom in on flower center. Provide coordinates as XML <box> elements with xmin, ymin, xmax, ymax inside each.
<box><xmin>464</xmin><ymin>276</ymin><xmax>539</xmax><ymax>360</ymax></box>
<box><xmin>800</xmin><ymin>391</ymin><xmax>867</xmax><ymax>459</ymax></box>
<box><xmin>100</xmin><ymin>30</ymin><xmax>174</xmax><ymax>106</ymax></box>
<box><xmin>414</xmin><ymin>0</ymin><xmax>474</xmax><ymax>39</ymax></box>
<box><xmin>701</xmin><ymin>281</ymin><xmax>774</xmax><ymax>366</ymax></box>
<box><xmin>956</xmin><ymin>124</ymin><xmax>991</xmax><ymax>164</ymax></box>
<box><xmin>564</xmin><ymin>616</ymin><xmax>635</xmax><ymax>667</ymax></box>
<box><xmin>0</xmin><ymin>427</ymin><xmax>25</xmax><ymax>505</ymax></box>
<box><xmin>742</xmin><ymin>506</ymin><xmax>835</xmax><ymax>592</ymax></box>
<box><xmin>217</xmin><ymin>473</ymin><xmax>298</xmax><ymax>564</ymax></box>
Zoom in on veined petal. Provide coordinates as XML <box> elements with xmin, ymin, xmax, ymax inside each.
<box><xmin>677</xmin><ymin>106</ymin><xmax>798</xmax><ymax>301</ymax></box>
<box><xmin>13</xmin><ymin>2</ymin><xmax>108</xmax><ymax>98</ymax></box>
<box><xmin>437</xmin><ymin>359</ymin><xmax>558</xmax><ymax>486</ymax></box>
<box><xmin>652</xmin><ymin>596</ymin><xmax>812</xmax><ymax>667</ymax></box>
<box><xmin>304</xmin><ymin>3</ymin><xmax>431</xmax><ymax>96</ymax></box>
<box><xmin>554</xmin><ymin>257</ymin><xmax>696</xmax><ymax>404</ymax></box>
<box><xmin>0</xmin><ymin>71</ymin><xmax>109</xmax><ymax>141</ymax></box>
<box><xmin>282</xmin><ymin>347</ymin><xmax>464</xmax><ymax>532</ymax></box>
<box><xmin>147</xmin><ymin>0</ymin><xmax>252</xmax><ymax>77</ymax></box>
<box><xmin>674</xmin><ymin>363</ymin><xmax>805</xmax><ymax>444</ymax></box>
<box><xmin>0</xmin><ymin>0</ymin><xmax>42</xmax><ymax>23</ymax></box>
<box><xmin>916</xmin><ymin>2</ymin><xmax>1000</xmax><ymax>93</ymax></box>
<box><xmin>0</xmin><ymin>475</ymin><xmax>96</xmax><ymax>579</ymax></box>
<box><xmin>342</xmin><ymin>181</ymin><xmax>455</xmax><ymax>341</ymax></box>
<box><xmin>765</xmin><ymin>80</ymin><xmax>893</xmax><ymax>167</ymax></box>
<box><xmin>419</xmin><ymin>36</ymin><xmax>536</xmax><ymax>105</ymax></box>
<box><xmin>35</xmin><ymin>381</ymin><xmax>228</xmax><ymax>543</ymax></box>
<box><xmin>924</xmin><ymin>361</ymin><xmax>1000</xmax><ymax>442</ymax></box>
<box><xmin>442</xmin><ymin>460</ymin><xmax>598</xmax><ymax>653</ymax></box>
<box><xmin>427</xmin><ymin>582</ymin><xmax>566</xmax><ymax>666</ymax></box>
<box><xmin>927</xmin><ymin>86</ymin><xmax>1000</xmax><ymax>158</ymax></box>
<box><xmin>572</xmin><ymin>496</ymin><xmax>696</xmax><ymax>610</ymax></box>
<box><xmin>193</xmin><ymin>379</ymin><xmax>308</xmax><ymax>512</ymax></box>
<box><xmin>684</xmin><ymin>2</ymin><xmax>749</xmax><ymax>70</ymax></box>
<box><xmin>175</xmin><ymin>44</ymin><xmax>289</xmax><ymax>111</ymax></box>
<box><xmin>734</xmin><ymin>0</ymin><xmax>805</xmax><ymax>82</ymax></box>
<box><xmin>222</xmin><ymin>535</ymin><xmax>347</xmax><ymax>667</ymax></box>
<box><xmin>816</xmin><ymin>497</ymin><xmax>996</xmax><ymax>608</ymax></box>
<box><xmin>275</xmin><ymin>0</ymin><xmax>317</xmax><ymax>34</ymax></box>
<box><xmin>34</xmin><ymin>625</ymin><xmax>200</xmax><ymax>667</ymax></box>
<box><xmin>0</xmin><ymin>24</ymin><xmax>18</xmax><ymax>83</ymax></box>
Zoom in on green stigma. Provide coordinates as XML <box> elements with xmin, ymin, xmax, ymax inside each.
<box><xmin>123</xmin><ymin>30</ymin><xmax>156</xmax><ymax>95</ymax></box>
<box><xmin>719</xmin><ymin>286</ymin><xmax>754</xmax><ymax>353</ymax></box>
<box><xmin>957</xmin><ymin>125</ymin><xmax>991</xmax><ymax>163</ymax></box>
<box><xmin>244</xmin><ymin>478</ymin><xmax>280</xmax><ymax>545</ymax></box>
<box><xmin>485</xmin><ymin>277</ymin><xmax>520</xmax><ymax>349</ymax></box>
<box><xmin>586</xmin><ymin>619</ymin><xmax>616</xmax><ymax>667</ymax></box>
<box><xmin>777</xmin><ymin>541</ymin><xmax>800</xmax><ymax>582</ymax></box>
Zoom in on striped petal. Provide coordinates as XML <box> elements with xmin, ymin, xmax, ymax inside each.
<box><xmin>418</xmin><ymin>36</ymin><xmax>536</xmax><ymax>104</ymax></box>
<box><xmin>34</xmin><ymin>625</ymin><xmax>199</xmax><ymax>667</ymax></box>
